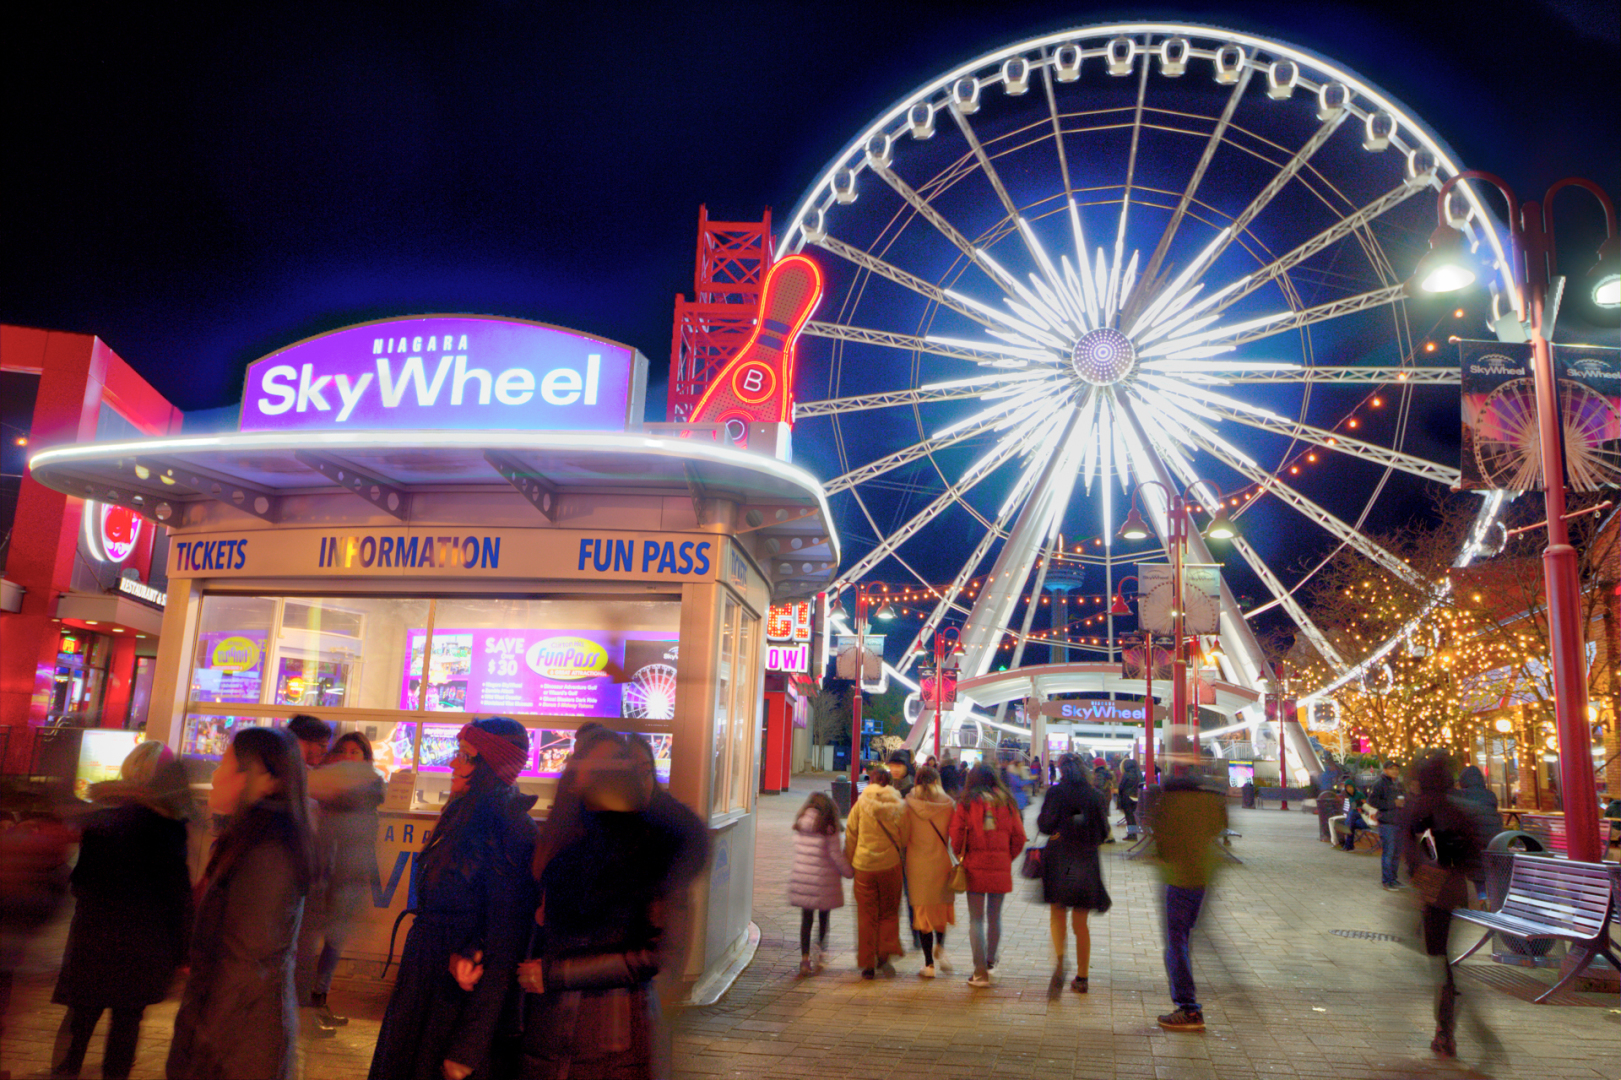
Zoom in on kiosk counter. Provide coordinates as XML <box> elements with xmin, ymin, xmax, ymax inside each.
<box><xmin>30</xmin><ymin>413</ymin><xmax>838</xmax><ymax>1002</ymax></box>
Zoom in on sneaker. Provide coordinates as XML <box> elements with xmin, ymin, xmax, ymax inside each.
<box><xmin>1104</xmin><ymin>836</ymin><xmax>1116</xmax><ymax>844</ymax></box>
<box><xmin>861</xmin><ymin>968</ymin><xmax>876</xmax><ymax>980</ymax></box>
<box><xmin>876</xmin><ymin>958</ymin><xmax>897</xmax><ymax>978</ymax></box>
<box><xmin>303</xmin><ymin>1008</ymin><xmax>338</xmax><ymax>1039</ymax></box>
<box><xmin>1157</xmin><ymin>1008</ymin><xmax>1204</xmax><ymax>1031</ymax></box>
<box><xmin>919</xmin><ymin>964</ymin><xmax>936</xmax><ymax>978</ymax></box>
<box><xmin>812</xmin><ymin>943</ymin><xmax>827</xmax><ymax>971</ymax></box>
<box><xmin>1382</xmin><ymin>883</ymin><xmax>1400</xmax><ymax>891</ymax></box>
<box><xmin>799</xmin><ymin>957</ymin><xmax>815</xmax><ymax>976</ymax></box>
<box><xmin>1070</xmin><ymin>976</ymin><xmax>1088</xmax><ymax>994</ymax></box>
<box><xmin>934</xmin><ymin>947</ymin><xmax>953</xmax><ymax>974</ymax></box>
<box><xmin>967</xmin><ymin>972</ymin><xmax>992</xmax><ymax>988</ymax></box>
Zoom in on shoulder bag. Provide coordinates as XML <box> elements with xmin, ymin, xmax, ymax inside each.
<box><xmin>927</xmin><ymin>818</ymin><xmax>968</xmax><ymax>893</ymax></box>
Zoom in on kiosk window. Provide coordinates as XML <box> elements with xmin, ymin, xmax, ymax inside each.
<box><xmin>710</xmin><ymin>599</ymin><xmax>759</xmax><ymax>817</ymax></box>
<box><xmin>711</xmin><ymin>598</ymin><xmax>737</xmax><ymax>816</ymax></box>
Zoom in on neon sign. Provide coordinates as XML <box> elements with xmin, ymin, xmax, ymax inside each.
<box><xmin>239</xmin><ymin>315</ymin><xmax>645</xmax><ymax>434</ymax></box>
<box><xmin>82</xmin><ymin>501</ymin><xmax>143</xmax><ymax>564</ymax></box>
<box><xmin>766</xmin><ymin>601</ymin><xmax>813</xmax><ymax>642</ymax></box>
<box><xmin>690</xmin><ymin>256</ymin><xmax>823</xmax><ymax>439</ymax></box>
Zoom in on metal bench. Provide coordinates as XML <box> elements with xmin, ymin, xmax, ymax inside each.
<box><xmin>1451</xmin><ymin>855</ymin><xmax>1619</xmax><ymax>1003</ymax></box>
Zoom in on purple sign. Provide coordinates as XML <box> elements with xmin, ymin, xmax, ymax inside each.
<box><xmin>402</xmin><ymin>628</ymin><xmax>679</xmax><ymax>719</ymax></box>
<box><xmin>239</xmin><ymin>315</ymin><xmax>645</xmax><ymax>433</ymax></box>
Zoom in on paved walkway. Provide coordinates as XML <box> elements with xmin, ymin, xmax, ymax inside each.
<box><xmin>3</xmin><ymin>779</ymin><xmax>1618</xmax><ymax>1078</ymax></box>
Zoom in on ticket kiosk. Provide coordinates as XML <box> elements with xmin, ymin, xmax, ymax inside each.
<box><xmin>28</xmin><ymin>314</ymin><xmax>839</xmax><ymax>1002</ymax></box>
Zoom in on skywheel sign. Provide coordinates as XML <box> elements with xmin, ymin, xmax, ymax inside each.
<box><xmin>239</xmin><ymin>315</ymin><xmax>646</xmax><ymax>433</ymax></box>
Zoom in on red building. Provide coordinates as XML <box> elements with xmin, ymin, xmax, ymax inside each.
<box><xmin>1</xmin><ymin>325</ymin><xmax>181</xmax><ymax>771</ymax></box>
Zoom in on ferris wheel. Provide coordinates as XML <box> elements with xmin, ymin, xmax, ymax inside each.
<box><xmin>777</xmin><ymin>24</ymin><xmax>1514</xmax><ymax>734</ymax></box>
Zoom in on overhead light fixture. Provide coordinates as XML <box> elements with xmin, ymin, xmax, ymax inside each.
<box><xmin>1117</xmin><ymin>507</ymin><xmax>1151</xmax><ymax>541</ymax></box>
<box><xmin>1109</xmin><ymin>591</ymin><xmax>1133</xmax><ymax>616</ymax></box>
<box><xmin>1410</xmin><ymin>224</ymin><xmax>1476</xmax><ymax>294</ymax></box>
<box><xmin>1590</xmin><ymin>235</ymin><xmax>1620</xmax><ymax>308</ymax></box>
<box><xmin>874</xmin><ymin>603</ymin><xmax>897</xmax><ymax>622</ymax></box>
<box><xmin>1203</xmin><ymin>507</ymin><xmax>1237</xmax><ymax>541</ymax></box>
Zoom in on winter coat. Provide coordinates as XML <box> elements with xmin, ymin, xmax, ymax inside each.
<box><xmin>845</xmin><ymin>783</ymin><xmax>905</xmax><ymax>872</ymax></box>
<box><xmin>1152</xmin><ymin>783</ymin><xmax>1228</xmax><ymax>890</ymax></box>
<box><xmin>308</xmin><ymin>760</ymin><xmax>384</xmax><ymax>895</ymax></box>
<box><xmin>897</xmin><ymin>789</ymin><xmax>957</xmax><ymax>907</ymax></box>
<box><xmin>788</xmin><ymin>810</ymin><xmax>854</xmax><ymax>910</ymax></box>
<box><xmin>1451</xmin><ymin>766</ymin><xmax>1502</xmax><ymax>850</ymax></box>
<box><xmin>522</xmin><ymin>790</ymin><xmax>708</xmax><ymax>1078</ymax></box>
<box><xmin>368</xmin><ymin>785</ymin><xmax>539</xmax><ymax>1080</ymax></box>
<box><xmin>1117</xmin><ymin>767</ymin><xmax>1143</xmax><ymax>809</ymax></box>
<box><xmin>1037</xmin><ymin>778</ymin><xmax>1111</xmax><ymax>911</ymax></box>
<box><xmin>167</xmin><ymin>800</ymin><xmax>305</xmax><ymax>1080</ymax></box>
<box><xmin>54</xmin><ymin>797</ymin><xmax>190</xmax><ymax>1010</ymax></box>
<box><xmin>948</xmin><ymin>792</ymin><xmax>1026</xmax><ymax>894</ymax></box>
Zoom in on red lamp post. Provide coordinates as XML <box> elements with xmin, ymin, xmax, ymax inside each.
<box><xmin>1110</xmin><ymin>577</ymin><xmax>1157</xmax><ymax>778</ymax></box>
<box><xmin>1411</xmin><ymin>172</ymin><xmax>1618</xmax><ymax>862</ymax></box>
<box><xmin>1119</xmin><ymin>480</ymin><xmax>1237</xmax><ymax>776</ymax></box>
<box><xmin>833</xmin><ymin>587</ymin><xmax>896</xmax><ymax>788</ymax></box>
<box><xmin>929</xmin><ymin>626</ymin><xmax>963</xmax><ymax>761</ymax></box>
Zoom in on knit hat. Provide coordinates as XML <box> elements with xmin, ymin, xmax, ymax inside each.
<box><xmin>459</xmin><ymin>720</ymin><xmax>530</xmax><ymax>785</ymax></box>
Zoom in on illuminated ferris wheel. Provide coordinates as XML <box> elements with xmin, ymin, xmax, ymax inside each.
<box><xmin>778</xmin><ymin>24</ymin><xmax>1514</xmax><ymax>732</ymax></box>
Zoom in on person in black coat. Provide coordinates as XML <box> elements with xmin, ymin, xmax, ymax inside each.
<box><xmin>167</xmin><ymin>726</ymin><xmax>317</xmax><ymax>1080</ymax></box>
<box><xmin>1118</xmin><ymin>759</ymin><xmax>1143</xmax><ymax>840</ymax></box>
<box><xmin>52</xmin><ymin>742</ymin><xmax>191</xmax><ymax>1080</ymax></box>
<box><xmin>517</xmin><ymin>728</ymin><xmax>707</xmax><ymax>1080</ymax></box>
<box><xmin>1036</xmin><ymin>755</ymin><xmax>1111</xmax><ymax>994</ymax></box>
<box><xmin>369</xmin><ymin>718</ymin><xmax>538</xmax><ymax>1080</ymax></box>
<box><xmin>1450</xmin><ymin>764</ymin><xmax>1501</xmax><ymax>893</ymax></box>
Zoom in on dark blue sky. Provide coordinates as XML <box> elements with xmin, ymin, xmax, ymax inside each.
<box><xmin>4</xmin><ymin>1</ymin><xmax>1617</xmax><ymax>413</ymax></box>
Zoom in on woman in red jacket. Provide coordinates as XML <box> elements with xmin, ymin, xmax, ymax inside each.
<box><xmin>948</xmin><ymin>764</ymin><xmax>1027</xmax><ymax>988</ymax></box>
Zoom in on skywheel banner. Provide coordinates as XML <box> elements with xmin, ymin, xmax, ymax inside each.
<box><xmin>1458</xmin><ymin>340</ymin><xmax>1621</xmax><ymax>492</ymax></box>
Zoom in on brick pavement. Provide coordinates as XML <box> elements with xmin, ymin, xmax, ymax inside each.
<box><xmin>3</xmin><ymin>779</ymin><xmax>1618</xmax><ymax>1079</ymax></box>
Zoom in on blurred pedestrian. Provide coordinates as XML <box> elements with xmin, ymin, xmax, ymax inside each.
<box><xmin>287</xmin><ymin>713</ymin><xmax>334</xmax><ymax>770</ymax></box>
<box><xmin>1450</xmin><ymin>765</ymin><xmax>1500</xmax><ymax>895</ymax></box>
<box><xmin>1005</xmin><ymin>757</ymin><xmax>1030</xmax><ymax>814</ymax></box>
<box><xmin>1037</xmin><ymin>756</ymin><xmax>1111</xmax><ymax>994</ymax></box>
<box><xmin>1092</xmin><ymin>763</ymin><xmax>1117</xmax><ymax>843</ymax></box>
<box><xmin>1118</xmin><ymin>759</ymin><xmax>1143</xmax><ymax>841</ymax></box>
<box><xmin>950</xmin><ymin>764</ymin><xmax>1026</xmax><ymax>988</ymax></box>
<box><xmin>1152</xmin><ymin>773</ymin><xmax>1227</xmax><ymax>1032</ymax></box>
<box><xmin>887</xmin><ymin>750</ymin><xmax>915</xmax><ymax>798</ymax></box>
<box><xmin>897</xmin><ymin>765</ymin><xmax>957</xmax><ymax>978</ymax></box>
<box><xmin>845</xmin><ymin>765</ymin><xmax>906</xmax><ymax>979</ymax></box>
<box><xmin>167</xmin><ymin>726</ymin><xmax>315</xmax><ymax>1080</ymax></box>
<box><xmin>1317</xmin><ymin>760</ymin><xmax>1343</xmax><ymax>842</ymax></box>
<box><xmin>518</xmin><ymin>729</ymin><xmax>707</xmax><ymax>1080</ymax></box>
<box><xmin>938</xmin><ymin>757</ymin><xmax>963</xmax><ymax>799</ymax></box>
<box><xmin>788</xmin><ymin>791</ymin><xmax>854</xmax><ymax>975</ymax></box>
<box><xmin>1403</xmin><ymin>752</ymin><xmax>1483</xmax><ymax>1058</ymax></box>
<box><xmin>1367</xmin><ymin>760</ymin><xmax>1404</xmax><ymax>889</ymax></box>
<box><xmin>51</xmin><ymin>742</ymin><xmax>191</xmax><ymax>1080</ymax></box>
<box><xmin>302</xmin><ymin>731</ymin><xmax>384</xmax><ymax>1029</ymax></box>
<box><xmin>368</xmin><ymin>719</ymin><xmax>537</xmax><ymax>1080</ymax></box>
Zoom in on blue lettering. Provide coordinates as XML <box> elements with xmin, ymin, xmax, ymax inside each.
<box><xmin>372</xmin><ymin>849</ymin><xmax>412</xmax><ymax>908</ymax></box>
<box><xmin>592</xmin><ymin>539</ymin><xmax>613</xmax><ymax>572</ymax></box>
<box><xmin>419</xmin><ymin>538</ymin><xmax>435</xmax><ymax>568</ymax></box>
<box><xmin>202</xmin><ymin>541</ymin><xmax>215</xmax><ymax>569</ymax></box>
<box><xmin>379</xmin><ymin>536</ymin><xmax>394</xmax><ymax>566</ymax></box>
<box><xmin>383</xmin><ymin>825</ymin><xmax>394</xmax><ymax>842</ymax></box>
<box><xmin>462</xmin><ymin>536</ymin><xmax>478</xmax><ymax>568</ymax></box>
<box><xmin>402</xmin><ymin>823</ymin><xmax>414</xmax><ymax>843</ymax></box>
<box><xmin>694</xmin><ymin>541</ymin><xmax>711</xmax><ymax>575</ymax></box>
<box><xmin>481</xmin><ymin>536</ymin><xmax>500</xmax><ymax>569</ymax></box>
<box><xmin>613</xmin><ymin>539</ymin><xmax>633</xmax><ymax>572</ymax></box>
<box><xmin>678</xmin><ymin>541</ymin><xmax>694</xmax><ymax>573</ymax></box>
<box><xmin>237</xmin><ymin>539</ymin><xmax>247</xmax><ymax>569</ymax></box>
<box><xmin>177</xmin><ymin>542</ymin><xmax>189</xmax><ymax>569</ymax></box>
<box><xmin>399</xmin><ymin>537</ymin><xmax>418</xmax><ymax>567</ymax></box>
<box><xmin>642</xmin><ymin>541</ymin><xmax>660</xmax><ymax>572</ymax></box>
<box><xmin>578</xmin><ymin>538</ymin><xmax>595</xmax><ymax>571</ymax></box>
<box><xmin>360</xmin><ymin>536</ymin><xmax>377</xmax><ymax>567</ymax></box>
<box><xmin>658</xmin><ymin>541</ymin><xmax>678</xmax><ymax>573</ymax></box>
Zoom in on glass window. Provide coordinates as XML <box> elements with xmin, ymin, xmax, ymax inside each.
<box><xmin>712</xmin><ymin>598</ymin><xmax>737</xmax><ymax>816</ymax></box>
<box><xmin>180</xmin><ymin>713</ymin><xmax>282</xmax><ymax>760</ymax></box>
<box><xmin>729</xmin><ymin>608</ymin><xmax>759</xmax><ymax>813</ymax></box>
<box><xmin>190</xmin><ymin>596</ymin><xmax>276</xmax><ymax>705</ymax></box>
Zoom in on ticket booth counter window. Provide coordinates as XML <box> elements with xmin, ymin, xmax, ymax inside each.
<box><xmin>180</xmin><ymin>591</ymin><xmax>683</xmax><ymax>810</ymax></box>
<box><xmin>711</xmin><ymin>596</ymin><xmax>759</xmax><ymax>817</ymax></box>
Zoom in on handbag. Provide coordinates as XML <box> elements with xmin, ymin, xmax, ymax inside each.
<box><xmin>1019</xmin><ymin>844</ymin><xmax>1045</xmax><ymax>880</ymax></box>
<box><xmin>928</xmin><ymin>819</ymin><xmax>968</xmax><ymax>893</ymax></box>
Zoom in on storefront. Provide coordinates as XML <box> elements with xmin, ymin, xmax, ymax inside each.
<box><xmin>27</xmin><ymin>313</ymin><xmax>838</xmax><ymax>1001</ymax></box>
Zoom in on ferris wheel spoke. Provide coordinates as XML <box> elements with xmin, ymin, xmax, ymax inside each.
<box><xmin>869</xmin><ymin>162</ymin><xmax>999</xmax><ymax>288</ymax></box>
<box><xmin>1129</xmin><ymin>66</ymin><xmax>1254</xmax><ymax>326</ymax></box>
<box><xmin>1219</xmin><ymin>365</ymin><xmax>1457</xmax><ymax>385</ymax></box>
<box><xmin>946</xmin><ymin>105</ymin><xmax>1050</xmax><ymax>280</ymax></box>
<box><xmin>1218</xmin><ymin>179</ymin><xmax>1425</xmax><ymax>315</ymax></box>
<box><xmin>811</xmin><ymin>234</ymin><xmax>996</xmax><ymax>329</ymax></box>
<box><xmin>1109</xmin><ymin>46</ymin><xmax>1152</xmax><ymax>322</ymax></box>
<box><xmin>900</xmin><ymin>505</ymin><xmax>1016</xmax><ymax>666</ymax></box>
<box><xmin>1209</xmin><ymin>404</ymin><xmax>1461</xmax><ymax>485</ymax></box>
<box><xmin>1228</xmin><ymin>536</ymin><xmax>1349</xmax><ymax>670</ymax></box>
<box><xmin>1147</xmin><ymin>283</ymin><xmax>1408</xmax><ymax>358</ymax></box>
<box><xmin>831</xmin><ymin>419</ymin><xmax>1039</xmax><ymax>589</ymax></box>
<box><xmin>827</xmin><ymin>415</ymin><xmax>1012</xmax><ymax>494</ymax></box>
<box><xmin>801</xmin><ymin>320</ymin><xmax>1040</xmax><ymax>365</ymax></box>
<box><xmin>1193</xmin><ymin>433</ymin><xmax>1428</xmax><ymax>588</ymax></box>
<box><xmin>794</xmin><ymin>383</ymin><xmax>989</xmax><ymax>419</ymax></box>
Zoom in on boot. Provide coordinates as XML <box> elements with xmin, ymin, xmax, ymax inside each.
<box><xmin>310</xmin><ymin>991</ymin><xmax>349</xmax><ymax>1027</ymax></box>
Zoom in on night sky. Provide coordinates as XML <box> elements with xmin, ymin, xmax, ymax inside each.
<box><xmin>5</xmin><ymin>1</ymin><xmax>1616</xmax><ymax>413</ymax></box>
<box><xmin>4</xmin><ymin>2</ymin><xmax>1619</xmax><ymax>648</ymax></box>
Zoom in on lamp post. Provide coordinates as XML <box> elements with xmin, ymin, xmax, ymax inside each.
<box><xmin>1119</xmin><ymin>480</ymin><xmax>1237</xmax><ymax>776</ymax></box>
<box><xmin>929</xmin><ymin>625</ymin><xmax>963</xmax><ymax>762</ymax></box>
<box><xmin>832</xmin><ymin>587</ymin><xmax>896</xmax><ymax>788</ymax></box>
<box><xmin>1110</xmin><ymin>577</ymin><xmax>1155</xmax><ymax>777</ymax></box>
<box><xmin>1410</xmin><ymin>171</ymin><xmax>1617</xmax><ymax>862</ymax></box>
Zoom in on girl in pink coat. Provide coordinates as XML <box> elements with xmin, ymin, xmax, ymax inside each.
<box><xmin>787</xmin><ymin>791</ymin><xmax>854</xmax><ymax>974</ymax></box>
<box><xmin>949</xmin><ymin>764</ymin><xmax>1027</xmax><ymax>987</ymax></box>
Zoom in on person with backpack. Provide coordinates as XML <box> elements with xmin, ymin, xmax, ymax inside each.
<box><xmin>897</xmin><ymin>766</ymin><xmax>958</xmax><ymax>978</ymax></box>
<box><xmin>845</xmin><ymin>766</ymin><xmax>906</xmax><ymax>979</ymax></box>
<box><xmin>787</xmin><ymin>791</ymin><xmax>855</xmax><ymax>975</ymax></box>
<box><xmin>1037</xmin><ymin>755</ymin><xmax>1111</xmax><ymax>993</ymax></box>
<box><xmin>949</xmin><ymin>765</ymin><xmax>1027</xmax><ymax>988</ymax></box>
<box><xmin>1118</xmin><ymin>759</ymin><xmax>1144</xmax><ymax>841</ymax></box>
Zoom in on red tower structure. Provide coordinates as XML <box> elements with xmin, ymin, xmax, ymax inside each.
<box><xmin>666</xmin><ymin>206</ymin><xmax>774</xmax><ymax>422</ymax></box>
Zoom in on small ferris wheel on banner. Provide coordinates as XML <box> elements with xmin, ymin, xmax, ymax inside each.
<box><xmin>1472</xmin><ymin>378</ymin><xmax>1621</xmax><ymax>491</ymax></box>
<box><xmin>623</xmin><ymin>663</ymin><xmax>679</xmax><ymax>720</ymax></box>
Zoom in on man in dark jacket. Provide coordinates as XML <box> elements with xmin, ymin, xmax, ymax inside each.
<box><xmin>1367</xmin><ymin>761</ymin><xmax>1404</xmax><ymax>889</ymax></box>
<box><xmin>1450</xmin><ymin>765</ymin><xmax>1500</xmax><ymax>894</ymax></box>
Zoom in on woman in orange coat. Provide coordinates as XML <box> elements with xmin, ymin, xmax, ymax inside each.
<box><xmin>948</xmin><ymin>764</ymin><xmax>1027</xmax><ymax>988</ymax></box>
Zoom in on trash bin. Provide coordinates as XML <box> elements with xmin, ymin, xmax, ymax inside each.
<box><xmin>830</xmin><ymin>776</ymin><xmax>852</xmax><ymax>816</ymax></box>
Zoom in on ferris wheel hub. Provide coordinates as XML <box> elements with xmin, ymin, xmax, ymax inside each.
<box><xmin>1070</xmin><ymin>327</ymin><xmax>1136</xmax><ymax>386</ymax></box>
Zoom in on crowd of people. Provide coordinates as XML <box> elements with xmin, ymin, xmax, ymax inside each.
<box><xmin>15</xmin><ymin>715</ymin><xmax>706</xmax><ymax>1080</ymax></box>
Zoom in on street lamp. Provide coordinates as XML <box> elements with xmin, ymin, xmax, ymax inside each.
<box><xmin>1118</xmin><ymin>479</ymin><xmax>1238</xmax><ymax>776</ymax></box>
<box><xmin>1408</xmin><ymin>170</ymin><xmax>1616</xmax><ymax>862</ymax></box>
<box><xmin>1110</xmin><ymin>575</ymin><xmax>1160</xmax><ymax>778</ymax></box>
<box><xmin>830</xmin><ymin>587</ymin><xmax>895</xmax><ymax>787</ymax></box>
<box><xmin>927</xmin><ymin>626</ymin><xmax>964</xmax><ymax>762</ymax></box>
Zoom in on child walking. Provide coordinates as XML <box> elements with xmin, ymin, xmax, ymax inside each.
<box><xmin>788</xmin><ymin>791</ymin><xmax>855</xmax><ymax>974</ymax></box>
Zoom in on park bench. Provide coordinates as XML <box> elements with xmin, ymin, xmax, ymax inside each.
<box><xmin>1450</xmin><ymin>855</ymin><xmax>1619</xmax><ymax>1003</ymax></box>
